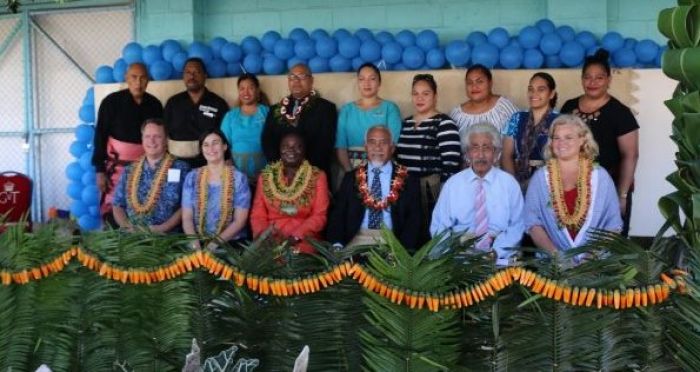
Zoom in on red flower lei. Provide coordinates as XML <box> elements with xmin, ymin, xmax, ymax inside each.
<box><xmin>355</xmin><ymin>162</ymin><xmax>408</xmax><ymax>211</ymax></box>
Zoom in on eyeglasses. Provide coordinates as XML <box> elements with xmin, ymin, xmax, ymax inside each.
<box><xmin>288</xmin><ymin>73</ymin><xmax>311</xmax><ymax>81</ymax></box>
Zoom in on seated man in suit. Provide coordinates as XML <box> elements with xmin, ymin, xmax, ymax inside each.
<box><xmin>327</xmin><ymin>125</ymin><xmax>422</xmax><ymax>252</ymax></box>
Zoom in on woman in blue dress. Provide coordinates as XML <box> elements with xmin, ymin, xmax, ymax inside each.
<box><xmin>220</xmin><ymin>73</ymin><xmax>269</xmax><ymax>186</ymax></box>
<box><xmin>501</xmin><ymin>72</ymin><xmax>559</xmax><ymax>191</ymax></box>
<box><xmin>336</xmin><ymin>62</ymin><xmax>402</xmax><ymax>173</ymax></box>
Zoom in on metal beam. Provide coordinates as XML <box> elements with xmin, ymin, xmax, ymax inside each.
<box><xmin>29</xmin><ymin>16</ymin><xmax>95</xmax><ymax>83</ymax></box>
<box><xmin>0</xmin><ymin>16</ymin><xmax>21</xmax><ymax>62</ymax></box>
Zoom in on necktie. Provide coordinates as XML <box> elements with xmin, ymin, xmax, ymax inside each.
<box><xmin>474</xmin><ymin>178</ymin><xmax>491</xmax><ymax>250</ymax></box>
<box><xmin>368</xmin><ymin>167</ymin><xmax>383</xmax><ymax>229</ymax></box>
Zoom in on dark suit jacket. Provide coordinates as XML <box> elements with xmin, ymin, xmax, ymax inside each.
<box><xmin>327</xmin><ymin>164</ymin><xmax>422</xmax><ymax>253</ymax></box>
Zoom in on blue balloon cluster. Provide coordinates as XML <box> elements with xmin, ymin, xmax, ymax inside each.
<box><xmin>65</xmin><ymin>87</ymin><xmax>100</xmax><ymax>230</ymax></box>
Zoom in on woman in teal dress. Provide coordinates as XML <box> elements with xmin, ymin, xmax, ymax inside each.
<box><xmin>336</xmin><ymin>62</ymin><xmax>402</xmax><ymax>173</ymax></box>
<box><xmin>221</xmin><ymin>73</ymin><xmax>269</xmax><ymax>186</ymax></box>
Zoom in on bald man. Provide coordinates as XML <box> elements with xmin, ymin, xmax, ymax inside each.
<box><xmin>92</xmin><ymin>62</ymin><xmax>164</xmax><ymax>222</ymax></box>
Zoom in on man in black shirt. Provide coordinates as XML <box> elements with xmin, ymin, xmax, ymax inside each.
<box><xmin>262</xmin><ymin>63</ymin><xmax>337</xmax><ymax>178</ymax></box>
<box><xmin>92</xmin><ymin>62</ymin><xmax>163</xmax><ymax>220</ymax></box>
<box><xmin>164</xmin><ymin>58</ymin><xmax>229</xmax><ymax>167</ymax></box>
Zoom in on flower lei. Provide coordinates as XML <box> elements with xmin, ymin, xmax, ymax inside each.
<box><xmin>126</xmin><ymin>154</ymin><xmax>175</xmax><ymax>215</ymax></box>
<box><xmin>195</xmin><ymin>166</ymin><xmax>235</xmax><ymax>236</ymax></box>
<box><xmin>275</xmin><ymin>90</ymin><xmax>317</xmax><ymax>124</ymax></box>
<box><xmin>356</xmin><ymin>162</ymin><xmax>408</xmax><ymax>210</ymax></box>
<box><xmin>547</xmin><ymin>157</ymin><xmax>593</xmax><ymax>230</ymax></box>
<box><xmin>261</xmin><ymin>160</ymin><xmax>318</xmax><ymax>209</ymax></box>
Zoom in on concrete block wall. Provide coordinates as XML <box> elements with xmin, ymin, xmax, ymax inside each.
<box><xmin>136</xmin><ymin>0</ymin><xmax>673</xmax><ymax>46</ymax></box>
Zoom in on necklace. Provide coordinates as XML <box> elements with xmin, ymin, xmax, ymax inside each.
<box><xmin>547</xmin><ymin>158</ymin><xmax>592</xmax><ymax>230</ymax></box>
<box><xmin>126</xmin><ymin>154</ymin><xmax>174</xmax><ymax>215</ymax></box>
<box><xmin>196</xmin><ymin>166</ymin><xmax>235</xmax><ymax>235</ymax></box>
<box><xmin>356</xmin><ymin>162</ymin><xmax>408</xmax><ymax>210</ymax></box>
<box><xmin>261</xmin><ymin>161</ymin><xmax>318</xmax><ymax>215</ymax></box>
<box><xmin>277</xmin><ymin>91</ymin><xmax>317</xmax><ymax>124</ymax></box>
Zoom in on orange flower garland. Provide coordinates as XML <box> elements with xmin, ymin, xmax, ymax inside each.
<box><xmin>355</xmin><ymin>162</ymin><xmax>408</xmax><ymax>210</ymax></box>
<box><xmin>547</xmin><ymin>158</ymin><xmax>593</xmax><ymax>230</ymax></box>
<box><xmin>196</xmin><ymin>166</ymin><xmax>235</xmax><ymax>235</ymax></box>
<box><xmin>126</xmin><ymin>154</ymin><xmax>175</xmax><ymax>215</ymax></box>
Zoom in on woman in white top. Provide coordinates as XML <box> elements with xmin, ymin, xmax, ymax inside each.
<box><xmin>449</xmin><ymin>64</ymin><xmax>519</xmax><ymax>135</ymax></box>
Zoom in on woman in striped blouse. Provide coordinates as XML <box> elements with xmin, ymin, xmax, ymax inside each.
<box><xmin>396</xmin><ymin>74</ymin><xmax>461</xmax><ymax>242</ymax></box>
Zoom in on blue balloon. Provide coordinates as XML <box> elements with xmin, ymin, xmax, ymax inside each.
<box><xmin>70</xmin><ymin>200</ymin><xmax>88</xmax><ymax>217</ymax></box>
<box><xmin>351</xmin><ymin>57</ymin><xmax>365</xmax><ymax>71</ymax></box>
<box><xmin>83</xmin><ymin>87</ymin><xmax>94</xmax><ymax>106</ymax></box>
<box><xmin>339</xmin><ymin>36</ymin><xmax>361</xmax><ymax>58</ymax></box>
<box><xmin>471</xmin><ymin>43</ymin><xmax>499</xmax><ymax>68</ymax></box>
<box><xmin>613</xmin><ymin>48</ymin><xmax>636</xmax><ymax>67</ymax></box>
<box><xmin>507</xmin><ymin>38</ymin><xmax>521</xmax><ymax>49</ymax></box>
<box><xmin>310</xmin><ymin>29</ymin><xmax>330</xmax><ymax>40</ymax></box>
<box><xmin>559</xmin><ymin>41</ymin><xmax>585</xmax><ymax>67</ymax></box>
<box><xmin>226</xmin><ymin>62</ymin><xmax>242</xmax><ymax>77</ymax></box>
<box><xmin>88</xmin><ymin>205</ymin><xmax>100</xmax><ymax>217</ymax></box>
<box><xmin>655</xmin><ymin>46</ymin><xmax>666</xmax><ymax>67</ymax></box>
<box><xmin>75</xmin><ymin>124</ymin><xmax>94</xmax><ymax>142</ymax></box>
<box><xmin>122</xmin><ymin>42</ymin><xmax>143</xmax><ymax>64</ymax></box>
<box><xmin>273</xmin><ymin>39</ymin><xmax>295</xmax><ymax>60</ymax></box>
<box><xmin>355</xmin><ymin>28</ymin><xmax>374</xmax><ymax>41</ymax></box>
<box><xmin>575</xmin><ymin>31</ymin><xmax>597</xmax><ymax>49</ymax></box>
<box><xmin>375</xmin><ymin>31</ymin><xmax>395</xmax><ymax>45</ymax></box>
<box><xmin>188</xmin><ymin>41</ymin><xmax>213</xmax><ymax>63</ymax></box>
<box><xmin>518</xmin><ymin>26</ymin><xmax>542</xmax><ymax>49</ymax></box>
<box><xmin>523</xmin><ymin>48</ymin><xmax>544</xmax><ymax>68</ymax></box>
<box><xmin>488</xmin><ymin>27</ymin><xmax>510</xmax><ymax>49</ymax></box>
<box><xmin>150</xmin><ymin>60</ymin><xmax>173</xmax><ymax>81</ymax></box>
<box><xmin>241</xmin><ymin>36</ymin><xmax>263</xmax><ymax>54</ymax></box>
<box><xmin>329</xmin><ymin>55</ymin><xmax>352</xmax><ymax>72</ymax></box>
<box><xmin>79</xmin><ymin>105</ymin><xmax>95</xmax><ymax>123</ymax></box>
<box><xmin>308</xmin><ymin>56</ymin><xmax>329</xmax><ymax>73</ymax></box>
<box><xmin>79</xmin><ymin>151</ymin><xmax>93</xmax><ymax>170</ymax></box>
<box><xmin>81</xmin><ymin>185</ymin><xmax>100</xmax><ymax>206</ymax></box>
<box><xmin>112</xmin><ymin>58</ymin><xmax>127</xmax><ymax>82</ymax></box>
<box><xmin>445</xmin><ymin>40</ymin><xmax>470</xmax><ymax>67</ymax></box>
<box><xmin>556</xmin><ymin>26</ymin><xmax>576</xmax><ymax>42</ymax></box>
<box><xmin>69</xmin><ymin>140</ymin><xmax>88</xmax><ymax>157</ymax></box>
<box><xmin>539</xmin><ymin>33</ymin><xmax>562</xmax><ymax>55</ymax></box>
<box><xmin>402</xmin><ymin>46</ymin><xmax>425</xmax><ymax>69</ymax></box>
<box><xmin>381</xmin><ymin>42</ymin><xmax>403</xmax><ymax>64</ymax></box>
<box><xmin>545</xmin><ymin>55</ymin><xmax>562</xmax><ymax>68</ymax></box>
<box><xmin>67</xmin><ymin>182</ymin><xmax>83</xmax><ymax>200</ymax></box>
<box><xmin>467</xmin><ymin>31</ymin><xmax>488</xmax><ymax>46</ymax></box>
<box><xmin>624</xmin><ymin>38</ymin><xmax>637</xmax><ymax>50</ymax></box>
<box><xmin>360</xmin><ymin>40</ymin><xmax>382</xmax><ymax>62</ymax></box>
<box><xmin>209</xmin><ymin>37</ymin><xmax>228</xmax><ymax>58</ymax></box>
<box><xmin>243</xmin><ymin>54</ymin><xmax>263</xmax><ymax>74</ymax></box>
<box><xmin>81</xmin><ymin>170</ymin><xmax>96</xmax><ymax>186</ymax></box>
<box><xmin>160</xmin><ymin>39</ymin><xmax>182</xmax><ymax>62</ymax></box>
<box><xmin>635</xmin><ymin>39</ymin><xmax>659</xmax><ymax>64</ymax></box>
<box><xmin>601</xmin><ymin>32</ymin><xmax>624</xmax><ymax>52</ymax></box>
<box><xmin>262</xmin><ymin>31</ymin><xmax>282</xmax><ymax>52</ymax></box>
<box><xmin>426</xmin><ymin>48</ymin><xmax>445</xmax><ymax>69</ymax></box>
<box><xmin>143</xmin><ymin>45</ymin><xmax>162</xmax><ymax>65</ymax></box>
<box><xmin>393</xmin><ymin>63</ymin><xmax>406</xmax><ymax>71</ymax></box>
<box><xmin>416</xmin><ymin>30</ymin><xmax>439</xmax><ymax>52</ymax></box>
<box><xmin>66</xmin><ymin>162</ymin><xmax>84</xmax><ymax>182</ymax></box>
<box><xmin>587</xmin><ymin>46</ymin><xmax>601</xmax><ymax>57</ymax></box>
<box><xmin>263</xmin><ymin>56</ymin><xmax>285</xmax><ymax>75</ymax></box>
<box><xmin>221</xmin><ymin>42</ymin><xmax>243</xmax><ymax>63</ymax></box>
<box><xmin>315</xmin><ymin>37</ymin><xmax>337</xmax><ymax>58</ymax></box>
<box><xmin>289</xmin><ymin>28</ymin><xmax>309</xmax><ymax>41</ymax></box>
<box><xmin>95</xmin><ymin>65</ymin><xmax>114</xmax><ymax>84</ymax></box>
<box><xmin>332</xmin><ymin>28</ymin><xmax>352</xmax><ymax>40</ymax></box>
<box><xmin>536</xmin><ymin>19</ymin><xmax>556</xmax><ymax>33</ymax></box>
<box><xmin>396</xmin><ymin>30</ymin><xmax>416</xmax><ymax>47</ymax></box>
<box><xmin>78</xmin><ymin>215</ymin><xmax>100</xmax><ymax>230</ymax></box>
<box><xmin>287</xmin><ymin>57</ymin><xmax>306</xmax><ymax>70</ymax></box>
<box><xmin>295</xmin><ymin>38</ymin><xmax>316</xmax><ymax>59</ymax></box>
<box><xmin>172</xmin><ymin>51</ymin><xmax>189</xmax><ymax>72</ymax></box>
<box><xmin>206</xmin><ymin>58</ymin><xmax>227</xmax><ymax>78</ymax></box>
<box><xmin>500</xmin><ymin>45</ymin><xmax>523</xmax><ymax>69</ymax></box>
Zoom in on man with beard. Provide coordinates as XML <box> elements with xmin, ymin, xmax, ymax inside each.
<box><xmin>164</xmin><ymin>58</ymin><xmax>229</xmax><ymax>167</ymax></box>
<box><xmin>430</xmin><ymin>122</ymin><xmax>524</xmax><ymax>266</ymax></box>
<box><xmin>327</xmin><ymin>125</ymin><xmax>422</xmax><ymax>252</ymax></box>
<box><xmin>92</xmin><ymin>62</ymin><xmax>163</xmax><ymax>221</ymax></box>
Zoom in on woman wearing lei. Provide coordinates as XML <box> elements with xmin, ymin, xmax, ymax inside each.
<box><xmin>250</xmin><ymin>131</ymin><xmax>330</xmax><ymax>254</ymax></box>
<box><xmin>524</xmin><ymin>115</ymin><xmax>622</xmax><ymax>261</ymax></box>
<box><xmin>182</xmin><ymin>128</ymin><xmax>251</xmax><ymax>250</ymax></box>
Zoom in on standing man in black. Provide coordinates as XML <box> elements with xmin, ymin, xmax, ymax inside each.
<box><xmin>262</xmin><ymin>63</ymin><xmax>337</xmax><ymax>178</ymax></box>
<box><xmin>327</xmin><ymin>125</ymin><xmax>422</xmax><ymax>253</ymax></box>
<box><xmin>92</xmin><ymin>62</ymin><xmax>163</xmax><ymax>222</ymax></box>
<box><xmin>164</xmin><ymin>58</ymin><xmax>229</xmax><ymax>168</ymax></box>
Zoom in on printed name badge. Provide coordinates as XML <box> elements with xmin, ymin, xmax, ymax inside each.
<box><xmin>167</xmin><ymin>169</ymin><xmax>181</xmax><ymax>182</ymax></box>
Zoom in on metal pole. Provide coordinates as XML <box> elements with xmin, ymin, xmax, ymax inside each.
<box><xmin>21</xmin><ymin>11</ymin><xmax>40</xmax><ymax>222</ymax></box>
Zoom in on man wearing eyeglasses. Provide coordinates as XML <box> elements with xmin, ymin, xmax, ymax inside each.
<box><xmin>262</xmin><ymin>63</ymin><xmax>337</xmax><ymax>178</ymax></box>
<box><xmin>430</xmin><ymin>122</ymin><xmax>524</xmax><ymax>266</ymax></box>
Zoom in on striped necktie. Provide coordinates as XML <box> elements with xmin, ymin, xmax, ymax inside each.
<box><xmin>474</xmin><ymin>178</ymin><xmax>491</xmax><ymax>250</ymax></box>
<box><xmin>368</xmin><ymin>167</ymin><xmax>383</xmax><ymax>229</ymax></box>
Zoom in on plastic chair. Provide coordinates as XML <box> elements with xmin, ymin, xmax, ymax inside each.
<box><xmin>0</xmin><ymin>171</ymin><xmax>32</xmax><ymax>233</ymax></box>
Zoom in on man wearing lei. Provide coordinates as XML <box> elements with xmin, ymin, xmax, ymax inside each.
<box><xmin>430</xmin><ymin>123</ymin><xmax>524</xmax><ymax>266</ymax></box>
<box><xmin>251</xmin><ymin>132</ymin><xmax>330</xmax><ymax>255</ymax></box>
<box><xmin>112</xmin><ymin>118</ymin><xmax>190</xmax><ymax>233</ymax></box>
<box><xmin>327</xmin><ymin>125</ymin><xmax>422</xmax><ymax>252</ymax></box>
<box><xmin>261</xmin><ymin>63</ymin><xmax>337</xmax><ymax>179</ymax></box>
